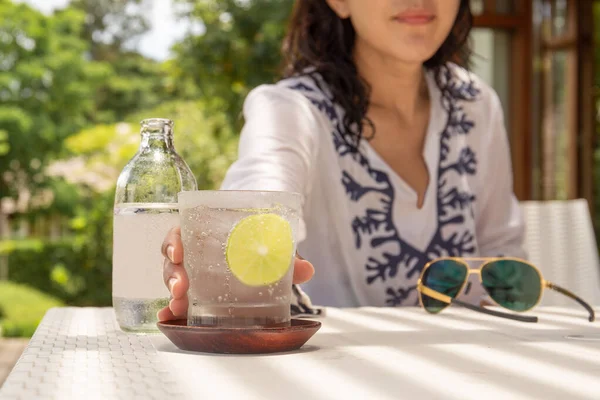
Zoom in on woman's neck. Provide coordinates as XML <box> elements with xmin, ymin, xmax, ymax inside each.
<box><xmin>354</xmin><ymin>38</ymin><xmax>428</xmax><ymax>124</ymax></box>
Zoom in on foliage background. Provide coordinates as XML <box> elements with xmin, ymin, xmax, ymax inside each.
<box><xmin>0</xmin><ymin>0</ymin><xmax>293</xmax><ymax>336</ymax></box>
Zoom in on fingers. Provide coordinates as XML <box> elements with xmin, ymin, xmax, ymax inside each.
<box><xmin>161</xmin><ymin>225</ymin><xmax>188</xmax><ymax>301</ymax></box>
<box><xmin>169</xmin><ymin>295</ymin><xmax>189</xmax><ymax>318</ymax></box>
<box><xmin>157</xmin><ymin>297</ymin><xmax>189</xmax><ymax>321</ymax></box>
<box><xmin>293</xmin><ymin>254</ymin><xmax>314</xmax><ymax>284</ymax></box>
<box><xmin>161</xmin><ymin>226</ymin><xmax>189</xmax><ymax>320</ymax></box>
<box><xmin>161</xmin><ymin>226</ymin><xmax>183</xmax><ymax>265</ymax></box>
<box><xmin>157</xmin><ymin>306</ymin><xmax>177</xmax><ymax>321</ymax></box>
<box><xmin>156</xmin><ymin>282</ymin><xmax>189</xmax><ymax>321</ymax></box>
<box><xmin>163</xmin><ymin>259</ymin><xmax>189</xmax><ymax>300</ymax></box>
<box><xmin>158</xmin><ymin>260</ymin><xmax>189</xmax><ymax>322</ymax></box>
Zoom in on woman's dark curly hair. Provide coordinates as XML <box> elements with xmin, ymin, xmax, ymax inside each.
<box><xmin>282</xmin><ymin>0</ymin><xmax>473</xmax><ymax>152</ymax></box>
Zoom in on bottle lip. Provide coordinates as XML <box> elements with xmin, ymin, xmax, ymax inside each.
<box><xmin>140</xmin><ymin>118</ymin><xmax>174</xmax><ymax>129</ymax></box>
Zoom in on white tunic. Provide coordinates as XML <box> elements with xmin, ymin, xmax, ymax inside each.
<box><xmin>221</xmin><ymin>64</ymin><xmax>526</xmax><ymax>308</ymax></box>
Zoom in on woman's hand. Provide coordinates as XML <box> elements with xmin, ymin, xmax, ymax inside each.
<box><xmin>158</xmin><ymin>226</ymin><xmax>315</xmax><ymax>321</ymax></box>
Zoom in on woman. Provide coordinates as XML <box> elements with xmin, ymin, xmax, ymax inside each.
<box><xmin>159</xmin><ymin>0</ymin><xmax>525</xmax><ymax>320</ymax></box>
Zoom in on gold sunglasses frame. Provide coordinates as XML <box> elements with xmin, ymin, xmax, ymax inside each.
<box><xmin>417</xmin><ymin>257</ymin><xmax>595</xmax><ymax>323</ymax></box>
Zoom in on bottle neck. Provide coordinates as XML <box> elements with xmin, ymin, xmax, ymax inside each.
<box><xmin>138</xmin><ymin>118</ymin><xmax>176</xmax><ymax>152</ymax></box>
<box><xmin>139</xmin><ymin>133</ymin><xmax>174</xmax><ymax>151</ymax></box>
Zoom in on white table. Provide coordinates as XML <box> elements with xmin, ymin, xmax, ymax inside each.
<box><xmin>1</xmin><ymin>307</ymin><xmax>599</xmax><ymax>400</ymax></box>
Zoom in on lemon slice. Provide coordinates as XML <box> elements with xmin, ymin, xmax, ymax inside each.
<box><xmin>226</xmin><ymin>213</ymin><xmax>294</xmax><ymax>286</ymax></box>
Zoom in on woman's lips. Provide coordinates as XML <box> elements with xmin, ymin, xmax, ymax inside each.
<box><xmin>394</xmin><ymin>11</ymin><xmax>435</xmax><ymax>25</ymax></box>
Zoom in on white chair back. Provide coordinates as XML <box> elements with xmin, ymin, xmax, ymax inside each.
<box><xmin>521</xmin><ymin>199</ymin><xmax>600</xmax><ymax>307</ymax></box>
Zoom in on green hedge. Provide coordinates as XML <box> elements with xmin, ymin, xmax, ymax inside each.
<box><xmin>1</xmin><ymin>238</ymin><xmax>112</xmax><ymax>306</ymax></box>
<box><xmin>0</xmin><ymin>190</ymin><xmax>115</xmax><ymax>307</ymax></box>
<box><xmin>0</xmin><ymin>281</ymin><xmax>63</xmax><ymax>337</ymax></box>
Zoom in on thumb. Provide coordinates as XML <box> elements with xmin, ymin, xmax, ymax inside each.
<box><xmin>293</xmin><ymin>252</ymin><xmax>314</xmax><ymax>284</ymax></box>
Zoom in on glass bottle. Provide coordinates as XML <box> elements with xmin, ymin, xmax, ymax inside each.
<box><xmin>112</xmin><ymin>118</ymin><xmax>197</xmax><ymax>332</ymax></box>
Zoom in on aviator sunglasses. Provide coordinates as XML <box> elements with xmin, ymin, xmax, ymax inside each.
<box><xmin>417</xmin><ymin>257</ymin><xmax>596</xmax><ymax>323</ymax></box>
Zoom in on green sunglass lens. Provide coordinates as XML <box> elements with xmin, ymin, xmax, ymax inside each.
<box><xmin>481</xmin><ymin>260</ymin><xmax>542</xmax><ymax>312</ymax></box>
<box><xmin>421</xmin><ymin>260</ymin><xmax>468</xmax><ymax>313</ymax></box>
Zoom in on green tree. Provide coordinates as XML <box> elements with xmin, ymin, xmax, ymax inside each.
<box><xmin>93</xmin><ymin>52</ymin><xmax>172</xmax><ymax>123</ymax></box>
<box><xmin>172</xmin><ymin>0</ymin><xmax>294</xmax><ymax>129</ymax></box>
<box><xmin>59</xmin><ymin>100</ymin><xmax>238</xmax><ymax>191</ymax></box>
<box><xmin>0</xmin><ymin>0</ymin><xmax>111</xmax><ymax>236</ymax></box>
<box><xmin>70</xmin><ymin>0</ymin><xmax>151</xmax><ymax>60</ymax></box>
<box><xmin>69</xmin><ymin>0</ymin><xmax>172</xmax><ymax>122</ymax></box>
<box><xmin>128</xmin><ymin>101</ymin><xmax>239</xmax><ymax>188</ymax></box>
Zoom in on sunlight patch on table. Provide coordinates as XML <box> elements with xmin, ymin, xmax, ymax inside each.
<box><xmin>524</xmin><ymin>342</ymin><xmax>600</xmax><ymax>367</ymax></box>
<box><xmin>432</xmin><ymin>343</ymin><xmax>600</xmax><ymax>398</ymax></box>
<box><xmin>344</xmin><ymin>346</ymin><xmax>529</xmax><ymax>400</ymax></box>
<box><xmin>367</xmin><ymin>307</ymin><xmax>493</xmax><ymax>331</ymax></box>
<box><xmin>325</xmin><ymin>307</ymin><xmax>419</xmax><ymax>332</ymax></box>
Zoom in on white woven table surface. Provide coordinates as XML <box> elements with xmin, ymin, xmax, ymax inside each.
<box><xmin>1</xmin><ymin>306</ymin><xmax>599</xmax><ymax>400</ymax></box>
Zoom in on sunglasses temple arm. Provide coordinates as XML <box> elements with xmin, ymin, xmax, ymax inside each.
<box><xmin>546</xmin><ymin>282</ymin><xmax>595</xmax><ymax>322</ymax></box>
<box><xmin>451</xmin><ymin>298</ymin><xmax>538</xmax><ymax>323</ymax></box>
<box><xmin>418</xmin><ymin>284</ymin><xmax>538</xmax><ymax>323</ymax></box>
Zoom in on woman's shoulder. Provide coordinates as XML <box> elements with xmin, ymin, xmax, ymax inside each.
<box><xmin>276</xmin><ymin>74</ymin><xmax>334</xmax><ymax>99</ymax></box>
<box><xmin>241</xmin><ymin>75</ymin><xmax>334</xmax><ymax>140</ymax></box>
<box><xmin>244</xmin><ymin>74</ymin><xmax>336</xmax><ymax>127</ymax></box>
<box><xmin>246</xmin><ymin>73</ymin><xmax>332</xmax><ymax>104</ymax></box>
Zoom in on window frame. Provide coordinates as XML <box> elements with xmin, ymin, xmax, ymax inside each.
<box><xmin>473</xmin><ymin>0</ymin><xmax>533</xmax><ymax>200</ymax></box>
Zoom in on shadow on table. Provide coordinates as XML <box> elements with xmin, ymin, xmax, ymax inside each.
<box><xmin>150</xmin><ymin>308</ymin><xmax>600</xmax><ymax>400</ymax></box>
<box><xmin>151</xmin><ymin>324</ymin><xmax>599</xmax><ymax>400</ymax></box>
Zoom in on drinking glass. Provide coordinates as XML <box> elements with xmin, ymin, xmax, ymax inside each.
<box><xmin>178</xmin><ymin>190</ymin><xmax>301</xmax><ymax>328</ymax></box>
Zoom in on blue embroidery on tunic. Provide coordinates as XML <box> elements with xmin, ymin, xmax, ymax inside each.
<box><xmin>287</xmin><ymin>67</ymin><xmax>480</xmax><ymax>306</ymax></box>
